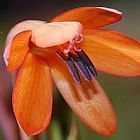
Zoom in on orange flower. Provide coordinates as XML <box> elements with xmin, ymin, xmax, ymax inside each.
<box><xmin>3</xmin><ymin>7</ymin><xmax>140</xmax><ymax>136</ymax></box>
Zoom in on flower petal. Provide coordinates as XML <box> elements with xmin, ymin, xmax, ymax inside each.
<box><xmin>47</xmin><ymin>50</ymin><xmax>116</xmax><ymax>136</ymax></box>
<box><xmin>6</xmin><ymin>31</ymin><xmax>31</xmax><ymax>71</ymax></box>
<box><xmin>4</xmin><ymin>20</ymin><xmax>46</xmax><ymax>65</ymax></box>
<box><xmin>31</xmin><ymin>21</ymin><xmax>83</xmax><ymax>48</ymax></box>
<box><xmin>12</xmin><ymin>53</ymin><xmax>52</xmax><ymax>136</ymax></box>
<box><xmin>81</xmin><ymin>29</ymin><xmax>140</xmax><ymax>77</ymax></box>
<box><xmin>5</xmin><ymin>20</ymin><xmax>45</xmax><ymax>48</ymax></box>
<box><xmin>51</xmin><ymin>7</ymin><xmax>122</xmax><ymax>29</ymax></box>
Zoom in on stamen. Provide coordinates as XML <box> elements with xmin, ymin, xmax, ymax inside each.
<box><xmin>56</xmin><ymin>33</ymin><xmax>98</xmax><ymax>83</ymax></box>
<box><xmin>56</xmin><ymin>50</ymin><xmax>82</xmax><ymax>83</ymax></box>
<box><xmin>74</xmin><ymin>33</ymin><xmax>84</xmax><ymax>44</ymax></box>
<box><xmin>64</xmin><ymin>33</ymin><xmax>83</xmax><ymax>54</ymax></box>
<box><xmin>69</xmin><ymin>53</ymin><xmax>92</xmax><ymax>81</ymax></box>
<box><xmin>64</xmin><ymin>41</ymin><xmax>75</xmax><ymax>54</ymax></box>
<box><xmin>76</xmin><ymin>50</ymin><xmax>98</xmax><ymax>77</ymax></box>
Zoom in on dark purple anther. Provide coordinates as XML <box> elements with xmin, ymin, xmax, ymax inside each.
<box><xmin>76</xmin><ymin>49</ymin><xmax>98</xmax><ymax>77</ymax></box>
<box><xmin>69</xmin><ymin>53</ymin><xmax>92</xmax><ymax>81</ymax></box>
<box><xmin>56</xmin><ymin>50</ymin><xmax>82</xmax><ymax>83</ymax></box>
<box><xmin>56</xmin><ymin>49</ymin><xmax>98</xmax><ymax>84</ymax></box>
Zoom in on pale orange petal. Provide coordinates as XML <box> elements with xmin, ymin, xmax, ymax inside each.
<box><xmin>4</xmin><ymin>20</ymin><xmax>46</xmax><ymax>65</ymax></box>
<box><xmin>81</xmin><ymin>29</ymin><xmax>140</xmax><ymax>77</ymax></box>
<box><xmin>31</xmin><ymin>21</ymin><xmax>83</xmax><ymax>48</ymax></box>
<box><xmin>51</xmin><ymin>7</ymin><xmax>122</xmax><ymax>29</ymax></box>
<box><xmin>13</xmin><ymin>53</ymin><xmax>52</xmax><ymax>136</ymax></box>
<box><xmin>47</xmin><ymin>50</ymin><xmax>116</xmax><ymax>136</ymax></box>
<box><xmin>6</xmin><ymin>31</ymin><xmax>31</xmax><ymax>71</ymax></box>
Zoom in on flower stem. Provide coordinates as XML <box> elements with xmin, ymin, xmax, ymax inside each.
<box><xmin>66</xmin><ymin>114</ymin><xmax>80</xmax><ymax>140</ymax></box>
<box><xmin>48</xmin><ymin>119</ymin><xmax>63</xmax><ymax>140</ymax></box>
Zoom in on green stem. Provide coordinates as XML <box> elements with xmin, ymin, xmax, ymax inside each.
<box><xmin>66</xmin><ymin>114</ymin><xmax>80</xmax><ymax>140</ymax></box>
<box><xmin>49</xmin><ymin>119</ymin><xmax>63</xmax><ymax>140</ymax></box>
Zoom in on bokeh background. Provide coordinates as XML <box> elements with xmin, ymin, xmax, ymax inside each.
<box><xmin>0</xmin><ymin>0</ymin><xmax>140</xmax><ymax>140</ymax></box>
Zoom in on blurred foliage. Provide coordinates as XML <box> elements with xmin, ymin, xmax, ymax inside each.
<box><xmin>0</xmin><ymin>0</ymin><xmax>140</xmax><ymax>140</ymax></box>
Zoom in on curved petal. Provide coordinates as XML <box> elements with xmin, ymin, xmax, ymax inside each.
<box><xmin>5</xmin><ymin>31</ymin><xmax>31</xmax><ymax>71</ymax></box>
<box><xmin>81</xmin><ymin>29</ymin><xmax>140</xmax><ymax>77</ymax></box>
<box><xmin>12</xmin><ymin>53</ymin><xmax>53</xmax><ymax>136</ymax></box>
<box><xmin>47</xmin><ymin>50</ymin><xmax>116</xmax><ymax>136</ymax></box>
<box><xmin>51</xmin><ymin>7</ymin><xmax>122</xmax><ymax>29</ymax></box>
<box><xmin>5</xmin><ymin>20</ymin><xmax>46</xmax><ymax>49</ymax></box>
<box><xmin>31</xmin><ymin>21</ymin><xmax>83</xmax><ymax>48</ymax></box>
<box><xmin>4</xmin><ymin>20</ymin><xmax>46</xmax><ymax>65</ymax></box>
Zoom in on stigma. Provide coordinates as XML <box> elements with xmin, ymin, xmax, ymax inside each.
<box><xmin>56</xmin><ymin>33</ymin><xmax>98</xmax><ymax>83</ymax></box>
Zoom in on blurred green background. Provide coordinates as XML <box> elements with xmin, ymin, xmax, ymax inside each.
<box><xmin>0</xmin><ymin>0</ymin><xmax>140</xmax><ymax>140</ymax></box>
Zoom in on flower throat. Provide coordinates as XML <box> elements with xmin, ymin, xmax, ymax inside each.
<box><xmin>56</xmin><ymin>34</ymin><xmax>98</xmax><ymax>83</ymax></box>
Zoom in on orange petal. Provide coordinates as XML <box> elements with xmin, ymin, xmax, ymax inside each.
<box><xmin>51</xmin><ymin>7</ymin><xmax>122</xmax><ymax>29</ymax></box>
<box><xmin>47</xmin><ymin>50</ymin><xmax>116</xmax><ymax>136</ymax></box>
<box><xmin>81</xmin><ymin>29</ymin><xmax>140</xmax><ymax>77</ymax></box>
<box><xmin>5</xmin><ymin>20</ymin><xmax>46</xmax><ymax>50</ymax></box>
<box><xmin>4</xmin><ymin>20</ymin><xmax>46</xmax><ymax>66</ymax></box>
<box><xmin>31</xmin><ymin>21</ymin><xmax>83</xmax><ymax>48</ymax></box>
<box><xmin>13</xmin><ymin>53</ymin><xmax>52</xmax><ymax>136</ymax></box>
<box><xmin>7</xmin><ymin>30</ymin><xmax>31</xmax><ymax>71</ymax></box>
